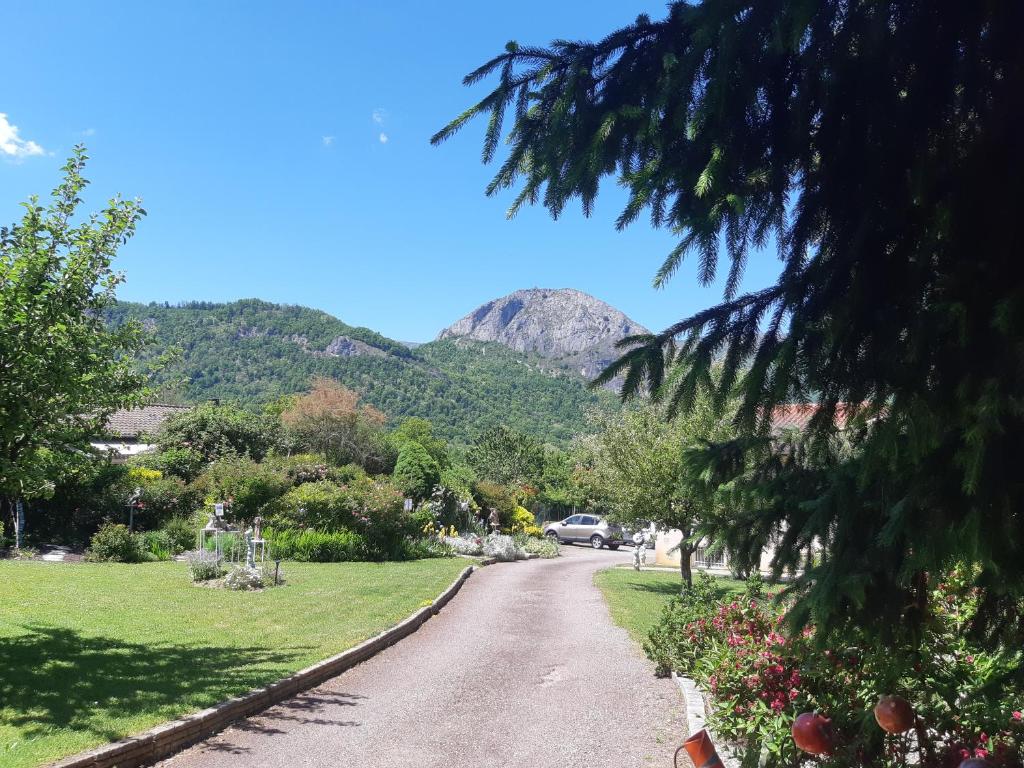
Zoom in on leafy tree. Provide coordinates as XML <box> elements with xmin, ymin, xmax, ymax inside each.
<box><xmin>156</xmin><ymin>402</ymin><xmax>280</xmax><ymax>463</ymax></box>
<box><xmin>535</xmin><ymin>448</ymin><xmax>587</xmax><ymax>516</ymax></box>
<box><xmin>437</xmin><ymin>2</ymin><xmax>1024</xmax><ymax>642</ymax></box>
<box><xmin>0</xmin><ymin>148</ymin><xmax>147</xmax><ymax>533</ymax></box>
<box><xmin>469</xmin><ymin>425</ymin><xmax>544</xmax><ymax>488</ymax></box>
<box><xmin>392</xmin><ymin>441</ymin><xmax>441</xmax><ymax>502</ymax></box>
<box><xmin>390</xmin><ymin>417</ymin><xmax>450</xmax><ymax>468</ymax></box>
<box><xmin>590</xmin><ymin>397</ymin><xmax>734</xmax><ymax>585</ymax></box>
<box><xmin>281</xmin><ymin>378</ymin><xmax>396</xmax><ymax>473</ymax></box>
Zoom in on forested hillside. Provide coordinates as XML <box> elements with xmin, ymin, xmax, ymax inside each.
<box><xmin>107</xmin><ymin>300</ymin><xmax>616</xmax><ymax>445</ymax></box>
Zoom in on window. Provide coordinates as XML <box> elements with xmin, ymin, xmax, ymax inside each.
<box><xmin>695</xmin><ymin>547</ymin><xmax>727</xmax><ymax>569</ymax></box>
<box><xmin>581</xmin><ymin>516</ymin><xmax>598</xmax><ymax>526</ymax></box>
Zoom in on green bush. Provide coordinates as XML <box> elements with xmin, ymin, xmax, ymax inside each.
<box><xmin>263</xmin><ymin>453</ymin><xmax>363</xmax><ymax>486</ymax></box>
<box><xmin>264</xmin><ymin>527</ymin><xmax>367</xmax><ymax>562</ymax></box>
<box><xmin>399</xmin><ymin>537</ymin><xmax>452</xmax><ymax>560</ymax></box>
<box><xmin>269</xmin><ymin>481</ymin><xmax>353</xmax><ymax>530</ymax></box>
<box><xmin>522</xmin><ymin>535</ymin><xmax>559</xmax><ymax>558</ymax></box>
<box><xmin>160</xmin><ymin>516</ymin><xmax>197</xmax><ymax>554</ymax></box>
<box><xmin>85</xmin><ymin>522</ymin><xmax>145</xmax><ymax>563</ymax></box>
<box><xmin>472</xmin><ymin>481</ymin><xmax>517</xmax><ymax>528</ymax></box>
<box><xmin>195</xmin><ymin>456</ymin><xmax>291</xmax><ymax>521</ymax></box>
<box><xmin>130</xmin><ymin>446</ymin><xmax>205</xmax><ymax>482</ymax></box>
<box><xmin>141</xmin><ymin>530</ymin><xmax>172</xmax><ymax>561</ymax></box>
<box><xmin>122</xmin><ymin>468</ymin><xmax>202</xmax><ymax>528</ymax></box>
<box><xmin>156</xmin><ymin>402</ymin><xmax>282</xmax><ymax>462</ymax></box>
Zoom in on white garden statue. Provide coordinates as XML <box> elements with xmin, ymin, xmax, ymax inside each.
<box><xmin>632</xmin><ymin>530</ymin><xmax>648</xmax><ymax>571</ymax></box>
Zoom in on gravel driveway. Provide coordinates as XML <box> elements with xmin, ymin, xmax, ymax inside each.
<box><xmin>157</xmin><ymin>546</ymin><xmax>686</xmax><ymax>768</ymax></box>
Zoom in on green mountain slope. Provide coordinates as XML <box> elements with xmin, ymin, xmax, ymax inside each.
<box><xmin>107</xmin><ymin>300</ymin><xmax>616</xmax><ymax>445</ymax></box>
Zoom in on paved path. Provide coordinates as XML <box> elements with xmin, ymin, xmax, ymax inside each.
<box><xmin>158</xmin><ymin>546</ymin><xmax>686</xmax><ymax>768</ymax></box>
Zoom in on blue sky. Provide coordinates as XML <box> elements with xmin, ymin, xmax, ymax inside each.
<box><xmin>1</xmin><ymin>1</ymin><xmax>780</xmax><ymax>343</ymax></box>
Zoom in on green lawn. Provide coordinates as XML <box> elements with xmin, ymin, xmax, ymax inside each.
<box><xmin>594</xmin><ymin>567</ymin><xmax>745</xmax><ymax>646</ymax></box>
<box><xmin>0</xmin><ymin>558</ymin><xmax>467</xmax><ymax>768</ymax></box>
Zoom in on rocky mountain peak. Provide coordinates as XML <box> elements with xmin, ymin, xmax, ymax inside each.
<box><xmin>437</xmin><ymin>288</ymin><xmax>649</xmax><ymax>382</ymax></box>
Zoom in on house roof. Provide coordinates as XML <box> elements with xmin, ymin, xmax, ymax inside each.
<box><xmin>771</xmin><ymin>403</ymin><xmax>852</xmax><ymax>433</ymax></box>
<box><xmin>103</xmin><ymin>403</ymin><xmax>191</xmax><ymax>440</ymax></box>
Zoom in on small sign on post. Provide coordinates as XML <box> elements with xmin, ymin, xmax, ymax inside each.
<box><xmin>214</xmin><ymin>503</ymin><xmax>225</xmax><ymax>518</ymax></box>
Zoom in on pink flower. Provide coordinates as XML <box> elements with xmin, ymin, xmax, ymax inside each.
<box><xmin>966</xmin><ymin>655</ymin><xmax>975</xmax><ymax>663</ymax></box>
<box><xmin>974</xmin><ymin>749</ymin><xmax>989</xmax><ymax>759</ymax></box>
<box><xmin>1012</xmin><ymin>711</ymin><xmax>1022</xmax><ymax>722</ymax></box>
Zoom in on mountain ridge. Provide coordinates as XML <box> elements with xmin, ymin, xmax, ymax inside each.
<box><xmin>107</xmin><ymin>298</ymin><xmax>618</xmax><ymax>445</ymax></box>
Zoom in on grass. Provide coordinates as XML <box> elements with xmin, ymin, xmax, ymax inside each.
<box><xmin>0</xmin><ymin>558</ymin><xmax>467</xmax><ymax>768</ymax></box>
<box><xmin>594</xmin><ymin>567</ymin><xmax>746</xmax><ymax>646</ymax></box>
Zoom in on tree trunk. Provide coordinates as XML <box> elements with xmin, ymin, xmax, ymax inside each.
<box><xmin>679</xmin><ymin>544</ymin><xmax>693</xmax><ymax>588</ymax></box>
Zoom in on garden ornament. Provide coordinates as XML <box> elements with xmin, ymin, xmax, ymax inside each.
<box><xmin>873</xmin><ymin>694</ymin><xmax>915</xmax><ymax>734</ymax></box>
<box><xmin>632</xmin><ymin>530</ymin><xmax>647</xmax><ymax>570</ymax></box>
<box><xmin>677</xmin><ymin>729</ymin><xmax>724</xmax><ymax>768</ymax></box>
<box><xmin>488</xmin><ymin>507</ymin><xmax>500</xmax><ymax>533</ymax></box>
<box><xmin>791</xmin><ymin>711</ymin><xmax>836</xmax><ymax>755</ymax></box>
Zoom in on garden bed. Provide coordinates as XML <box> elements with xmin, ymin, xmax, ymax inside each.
<box><xmin>0</xmin><ymin>558</ymin><xmax>467</xmax><ymax>768</ymax></box>
<box><xmin>607</xmin><ymin>570</ymin><xmax>1023</xmax><ymax>768</ymax></box>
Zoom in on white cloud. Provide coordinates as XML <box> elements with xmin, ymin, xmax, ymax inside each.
<box><xmin>80</xmin><ymin>128</ymin><xmax>96</xmax><ymax>137</ymax></box>
<box><xmin>379</xmin><ymin>132</ymin><xmax>389</xmax><ymax>144</ymax></box>
<box><xmin>0</xmin><ymin>113</ymin><xmax>46</xmax><ymax>159</ymax></box>
<box><xmin>322</xmin><ymin>135</ymin><xmax>335</xmax><ymax>147</ymax></box>
<box><xmin>372</xmin><ymin>108</ymin><xmax>386</xmax><ymax>125</ymax></box>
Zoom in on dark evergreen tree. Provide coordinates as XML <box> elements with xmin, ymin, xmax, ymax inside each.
<box><xmin>393</xmin><ymin>441</ymin><xmax>441</xmax><ymax>502</ymax></box>
<box><xmin>434</xmin><ymin>1</ymin><xmax>1024</xmax><ymax>644</ymax></box>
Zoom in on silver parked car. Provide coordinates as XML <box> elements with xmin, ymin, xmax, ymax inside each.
<box><xmin>544</xmin><ymin>514</ymin><xmax>623</xmax><ymax>550</ymax></box>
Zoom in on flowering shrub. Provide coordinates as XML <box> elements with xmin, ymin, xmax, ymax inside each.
<box><xmin>508</xmin><ymin>506</ymin><xmax>543</xmax><ymax>537</ymax></box>
<box><xmin>224</xmin><ymin>564</ymin><xmax>264</xmax><ymax>591</ymax></box>
<box><xmin>187</xmin><ymin>552</ymin><xmax>224</xmax><ymax>582</ymax></box>
<box><xmin>483</xmin><ymin>533</ymin><xmax>525</xmax><ymax>562</ymax></box>
<box><xmin>645</xmin><ymin>571</ymin><xmax>1023</xmax><ymax>768</ymax></box>
<box><xmin>444</xmin><ymin>534</ymin><xmax>484</xmax><ymax>556</ymax></box>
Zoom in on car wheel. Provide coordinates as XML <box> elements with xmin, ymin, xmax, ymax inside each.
<box><xmin>590</xmin><ymin>534</ymin><xmax>605</xmax><ymax>549</ymax></box>
<box><xmin>608</xmin><ymin>543</ymin><xmax>620</xmax><ymax>551</ymax></box>
<box><xmin>545</xmin><ymin>531</ymin><xmax>560</xmax><ymax>544</ymax></box>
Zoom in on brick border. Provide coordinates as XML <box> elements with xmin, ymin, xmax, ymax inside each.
<box><xmin>47</xmin><ymin>565</ymin><xmax>476</xmax><ymax>768</ymax></box>
<box><xmin>671</xmin><ymin>672</ymin><xmax>742</xmax><ymax>768</ymax></box>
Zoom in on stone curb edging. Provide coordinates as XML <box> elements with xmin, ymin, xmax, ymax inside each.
<box><xmin>671</xmin><ymin>672</ymin><xmax>742</xmax><ymax>768</ymax></box>
<box><xmin>47</xmin><ymin>565</ymin><xmax>476</xmax><ymax>768</ymax></box>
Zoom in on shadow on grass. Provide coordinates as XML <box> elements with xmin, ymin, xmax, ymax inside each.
<box><xmin>623</xmin><ymin>580</ymin><xmax>686</xmax><ymax>597</ymax></box>
<box><xmin>620</xmin><ymin>577</ymin><xmax>744</xmax><ymax>602</ymax></box>
<box><xmin>0</xmin><ymin>624</ymin><xmax>305</xmax><ymax>743</ymax></box>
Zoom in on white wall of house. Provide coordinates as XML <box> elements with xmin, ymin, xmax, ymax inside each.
<box><xmin>654</xmin><ymin>529</ymin><xmax>776</xmax><ymax>575</ymax></box>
